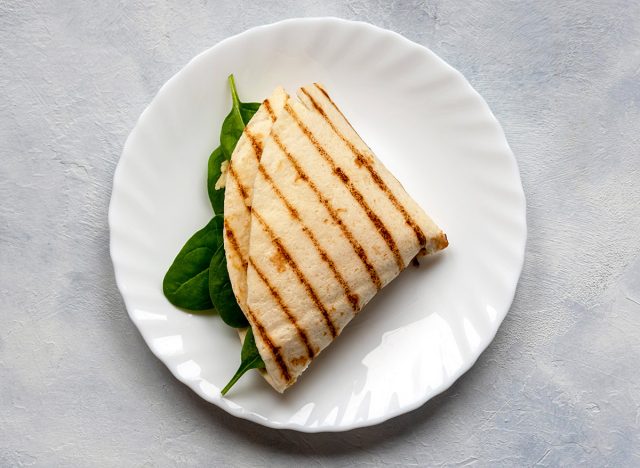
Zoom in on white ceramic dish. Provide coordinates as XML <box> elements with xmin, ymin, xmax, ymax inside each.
<box><xmin>109</xmin><ymin>17</ymin><xmax>526</xmax><ymax>432</ymax></box>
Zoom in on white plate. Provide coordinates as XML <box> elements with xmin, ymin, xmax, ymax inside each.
<box><xmin>109</xmin><ymin>17</ymin><xmax>526</xmax><ymax>432</ymax></box>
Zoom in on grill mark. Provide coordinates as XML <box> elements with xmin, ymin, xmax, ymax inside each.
<box><xmin>223</xmin><ymin>219</ymin><xmax>247</xmax><ymax>269</ymax></box>
<box><xmin>305</xmin><ymin>85</ymin><xmax>427</xmax><ymax>247</ymax></box>
<box><xmin>314</xmin><ymin>83</ymin><xmax>349</xmax><ymax>123</ymax></box>
<box><xmin>227</xmin><ymin>163</ymin><xmax>248</xmax><ymax>203</ymax></box>
<box><xmin>257</xmin><ymin>164</ymin><xmax>360</xmax><ymax>311</ymax></box>
<box><xmin>285</xmin><ymin>102</ymin><xmax>405</xmax><ymax>272</ymax></box>
<box><xmin>249</xmin><ymin>257</ymin><xmax>315</xmax><ymax>358</ymax></box>
<box><xmin>263</xmin><ymin>98</ymin><xmax>276</xmax><ymax>121</ymax></box>
<box><xmin>243</xmin><ymin>126</ymin><xmax>263</xmax><ymax>160</ymax></box>
<box><xmin>244</xmin><ymin>305</ymin><xmax>291</xmax><ymax>383</ymax></box>
<box><xmin>252</xmin><ymin>210</ymin><xmax>338</xmax><ymax>338</ymax></box>
<box><xmin>271</xmin><ymin>132</ymin><xmax>382</xmax><ymax>290</ymax></box>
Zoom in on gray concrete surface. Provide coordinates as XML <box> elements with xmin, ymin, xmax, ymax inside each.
<box><xmin>2</xmin><ymin>1</ymin><xmax>639</xmax><ymax>466</ymax></box>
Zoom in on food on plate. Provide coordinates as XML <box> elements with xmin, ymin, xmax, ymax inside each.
<box><xmin>224</xmin><ymin>86</ymin><xmax>288</xmax><ymax>315</ymax></box>
<box><xmin>163</xmin><ymin>75</ymin><xmax>447</xmax><ymax>395</ymax></box>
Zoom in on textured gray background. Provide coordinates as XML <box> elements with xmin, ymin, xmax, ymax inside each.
<box><xmin>1</xmin><ymin>0</ymin><xmax>639</xmax><ymax>466</ymax></box>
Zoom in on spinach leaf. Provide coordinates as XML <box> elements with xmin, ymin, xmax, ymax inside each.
<box><xmin>220</xmin><ymin>74</ymin><xmax>261</xmax><ymax>161</ymax></box>
<box><xmin>221</xmin><ymin>327</ymin><xmax>265</xmax><ymax>395</ymax></box>
<box><xmin>165</xmin><ymin>76</ymin><xmax>260</xmax><ymax>312</ymax></box>
<box><xmin>239</xmin><ymin>102</ymin><xmax>261</xmax><ymax>124</ymax></box>
<box><xmin>207</xmin><ymin>146</ymin><xmax>225</xmax><ymax>214</ymax></box>
<box><xmin>208</xmin><ymin>217</ymin><xmax>249</xmax><ymax>328</ymax></box>
<box><xmin>163</xmin><ymin>218</ymin><xmax>218</xmax><ymax>311</ymax></box>
<box><xmin>208</xmin><ymin>77</ymin><xmax>259</xmax><ymax>214</ymax></box>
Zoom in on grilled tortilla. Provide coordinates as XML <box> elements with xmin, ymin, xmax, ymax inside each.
<box><xmin>233</xmin><ymin>83</ymin><xmax>447</xmax><ymax>392</ymax></box>
<box><xmin>223</xmin><ymin>87</ymin><xmax>288</xmax><ymax>391</ymax></box>
<box><xmin>223</xmin><ymin>87</ymin><xmax>288</xmax><ymax>313</ymax></box>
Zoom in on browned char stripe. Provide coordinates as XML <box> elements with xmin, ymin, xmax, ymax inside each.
<box><xmin>252</xmin><ymin>210</ymin><xmax>338</xmax><ymax>338</ymax></box>
<box><xmin>249</xmin><ymin>257</ymin><xmax>315</xmax><ymax>358</ymax></box>
<box><xmin>257</xmin><ymin>164</ymin><xmax>360</xmax><ymax>311</ymax></box>
<box><xmin>285</xmin><ymin>102</ymin><xmax>405</xmax><ymax>272</ymax></box>
<box><xmin>263</xmin><ymin>98</ymin><xmax>276</xmax><ymax>121</ymax></box>
<box><xmin>314</xmin><ymin>83</ymin><xmax>348</xmax><ymax>122</ymax></box>
<box><xmin>223</xmin><ymin>219</ymin><xmax>247</xmax><ymax>269</ymax></box>
<box><xmin>227</xmin><ymin>163</ymin><xmax>248</xmax><ymax>202</ymax></box>
<box><xmin>243</xmin><ymin>127</ymin><xmax>263</xmax><ymax>160</ymax></box>
<box><xmin>244</xmin><ymin>305</ymin><xmax>291</xmax><ymax>382</ymax></box>
<box><xmin>226</xmin><ymin>163</ymin><xmax>251</xmax><ymax>214</ymax></box>
<box><xmin>271</xmin><ymin>132</ymin><xmax>382</xmax><ymax>290</ymax></box>
<box><xmin>305</xmin><ymin>84</ymin><xmax>427</xmax><ymax>247</ymax></box>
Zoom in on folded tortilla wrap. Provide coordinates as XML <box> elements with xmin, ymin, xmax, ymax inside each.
<box><xmin>225</xmin><ymin>83</ymin><xmax>447</xmax><ymax>392</ymax></box>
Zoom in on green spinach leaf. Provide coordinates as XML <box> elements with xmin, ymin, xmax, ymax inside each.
<box><xmin>221</xmin><ymin>328</ymin><xmax>265</xmax><ymax>395</ymax></box>
<box><xmin>239</xmin><ymin>102</ymin><xmax>261</xmax><ymax>124</ymax></box>
<box><xmin>208</xmin><ymin>77</ymin><xmax>260</xmax><ymax>214</ymax></box>
<box><xmin>207</xmin><ymin>146</ymin><xmax>225</xmax><ymax>214</ymax></box>
<box><xmin>220</xmin><ymin>74</ymin><xmax>261</xmax><ymax>161</ymax></box>
<box><xmin>163</xmin><ymin>218</ymin><xmax>218</xmax><ymax>311</ymax></box>
<box><xmin>208</xmin><ymin>216</ymin><xmax>249</xmax><ymax>328</ymax></box>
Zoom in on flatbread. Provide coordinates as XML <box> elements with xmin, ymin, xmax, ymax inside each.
<box><xmin>241</xmin><ymin>84</ymin><xmax>447</xmax><ymax>392</ymax></box>
<box><xmin>223</xmin><ymin>87</ymin><xmax>288</xmax><ymax>313</ymax></box>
